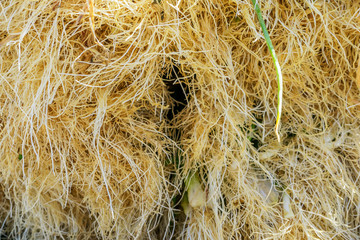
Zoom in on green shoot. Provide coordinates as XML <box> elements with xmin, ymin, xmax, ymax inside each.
<box><xmin>251</xmin><ymin>0</ymin><xmax>283</xmax><ymax>142</ymax></box>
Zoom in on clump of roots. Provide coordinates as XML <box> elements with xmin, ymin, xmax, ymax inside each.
<box><xmin>1</xmin><ymin>0</ymin><xmax>360</xmax><ymax>239</ymax></box>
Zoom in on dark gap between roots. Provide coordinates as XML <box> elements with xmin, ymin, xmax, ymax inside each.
<box><xmin>159</xmin><ymin>63</ymin><xmax>192</xmax><ymax>238</ymax></box>
<box><xmin>162</xmin><ymin>64</ymin><xmax>190</xmax><ymax>122</ymax></box>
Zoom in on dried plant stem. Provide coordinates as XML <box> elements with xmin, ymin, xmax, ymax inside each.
<box><xmin>88</xmin><ymin>0</ymin><xmax>106</xmax><ymax>50</ymax></box>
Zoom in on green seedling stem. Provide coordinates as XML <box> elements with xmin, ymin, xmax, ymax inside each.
<box><xmin>251</xmin><ymin>0</ymin><xmax>283</xmax><ymax>142</ymax></box>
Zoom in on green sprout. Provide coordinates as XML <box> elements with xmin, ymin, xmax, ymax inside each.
<box><xmin>251</xmin><ymin>0</ymin><xmax>283</xmax><ymax>142</ymax></box>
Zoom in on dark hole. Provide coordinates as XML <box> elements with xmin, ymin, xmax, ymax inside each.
<box><xmin>287</xmin><ymin>132</ymin><xmax>296</xmax><ymax>138</ymax></box>
<box><xmin>250</xmin><ymin>137</ymin><xmax>260</xmax><ymax>149</ymax></box>
<box><xmin>162</xmin><ymin>64</ymin><xmax>190</xmax><ymax>121</ymax></box>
